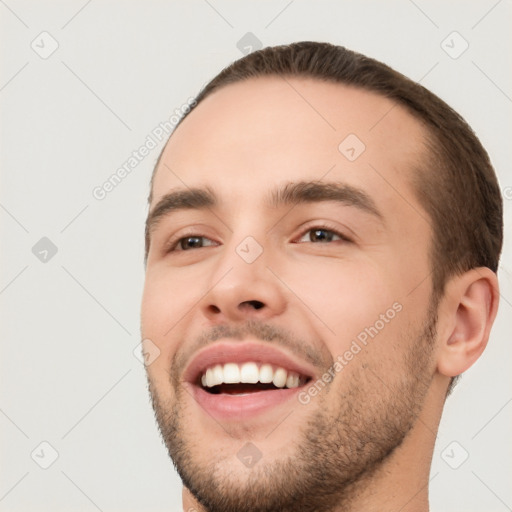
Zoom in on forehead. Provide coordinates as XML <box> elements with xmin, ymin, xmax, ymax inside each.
<box><xmin>151</xmin><ymin>77</ymin><xmax>427</xmax><ymax>214</ymax></box>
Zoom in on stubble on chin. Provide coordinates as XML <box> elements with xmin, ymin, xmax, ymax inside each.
<box><xmin>146</xmin><ymin>311</ymin><xmax>437</xmax><ymax>512</ymax></box>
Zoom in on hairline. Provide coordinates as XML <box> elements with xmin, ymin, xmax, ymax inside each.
<box><xmin>148</xmin><ymin>74</ymin><xmax>430</xmax><ymax>203</ymax></box>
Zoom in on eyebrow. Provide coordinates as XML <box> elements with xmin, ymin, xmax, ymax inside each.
<box><xmin>267</xmin><ymin>181</ymin><xmax>383</xmax><ymax>219</ymax></box>
<box><xmin>145</xmin><ymin>180</ymin><xmax>383</xmax><ymax>253</ymax></box>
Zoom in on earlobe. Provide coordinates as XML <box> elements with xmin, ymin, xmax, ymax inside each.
<box><xmin>437</xmin><ymin>267</ymin><xmax>500</xmax><ymax>379</ymax></box>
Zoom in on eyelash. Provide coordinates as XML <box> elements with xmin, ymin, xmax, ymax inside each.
<box><xmin>165</xmin><ymin>223</ymin><xmax>352</xmax><ymax>253</ymax></box>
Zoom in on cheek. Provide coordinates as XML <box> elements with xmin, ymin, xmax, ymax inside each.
<box><xmin>141</xmin><ymin>267</ymin><xmax>198</xmax><ymax>330</ymax></box>
<box><xmin>141</xmin><ymin>274</ymin><xmax>169</xmax><ymax>338</ymax></box>
<box><xmin>141</xmin><ymin>269</ymin><xmax>199</xmax><ymax>378</ymax></box>
<box><xmin>286</xmin><ymin>257</ymin><xmax>398</xmax><ymax>341</ymax></box>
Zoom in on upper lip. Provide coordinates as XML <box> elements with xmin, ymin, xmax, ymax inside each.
<box><xmin>183</xmin><ymin>341</ymin><xmax>317</xmax><ymax>386</ymax></box>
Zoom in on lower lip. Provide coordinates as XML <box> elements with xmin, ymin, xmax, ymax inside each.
<box><xmin>188</xmin><ymin>384</ymin><xmax>303</xmax><ymax>421</ymax></box>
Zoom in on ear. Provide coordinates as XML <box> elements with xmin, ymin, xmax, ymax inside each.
<box><xmin>436</xmin><ymin>267</ymin><xmax>500</xmax><ymax>379</ymax></box>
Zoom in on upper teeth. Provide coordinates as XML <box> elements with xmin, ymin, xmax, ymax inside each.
<box><xmin>200</xmin><ymin>362</ymin><xmax>301</xmax><ymax>389</ymax></box>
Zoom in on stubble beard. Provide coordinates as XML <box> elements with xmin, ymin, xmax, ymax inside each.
<box><xmin>147</xmin><ymin>310</ymin><xmax>437</xmax><ymax>512</ymax></box>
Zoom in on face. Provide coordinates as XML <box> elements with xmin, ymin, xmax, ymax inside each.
<box><xmin>141</xmin><ymin>77</ymin><xmax>439</xmax><ymax>512</ymax></box>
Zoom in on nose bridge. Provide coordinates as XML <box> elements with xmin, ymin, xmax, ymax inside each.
<box><xmin>214</xmin><ymin>232</ymin><xmax>268</xmax><ymax>291</ymax></box>
<box><xmin>202</xmin><ymin>227</ymin><xmax>286</xmax><ymax>321</ymax></box>
<box><xmin>214</xmin><ymin>207</ymin><xmax>269</xmax><ymax>278</ymax></box>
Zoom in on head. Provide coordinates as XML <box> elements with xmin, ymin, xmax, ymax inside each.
<box><xmin>141</xmin><ymin>42</ymin><xmax>502</xmax><ymax>512</ymax></box>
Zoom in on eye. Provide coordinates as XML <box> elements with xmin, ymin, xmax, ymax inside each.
<box><xmin>296</xmin><ymin>226</ymin><xmax>351</xmax><ymax>244</ymax></box>
<box><xmin>169</xmin><ymin>235</ymin><xmax>218</xmax><ymax>252</ymax></box>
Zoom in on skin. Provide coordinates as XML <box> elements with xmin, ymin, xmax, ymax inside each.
<box><xmin>141</xmin><ymin>77</ymin><xmax>499</xmax><ymax>512</ymax></box>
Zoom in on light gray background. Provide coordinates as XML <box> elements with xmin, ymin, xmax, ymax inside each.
<box><xmin>1</xmin><ymin>1</ymin><xmax>511</xmax><ymax>511</ymax></box>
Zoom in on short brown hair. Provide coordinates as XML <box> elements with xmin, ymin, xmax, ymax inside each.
<box><xmin>150</xmin><ymin>41</ymin><xmax>502</xmax><ymax>302</ymax></box>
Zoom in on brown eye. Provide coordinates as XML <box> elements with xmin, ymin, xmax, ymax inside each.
<box><xmin>170</xmin><ymin>236</ymin><xmax>217</xmax><ymax>252</ymax></box>
<box><xmin>298</xmin><ymin>227</ymin><xmax>346</xmax><ymax>244</ymax></box>
<box><xmin>308</xmin><ymin>229</ymin><xmax>339</xmax><ymax>242</ymax></box>
<box><xmin>180</xmin><ymin>236</ymin><xmax>203</xmax><ymax>250</ymax></box>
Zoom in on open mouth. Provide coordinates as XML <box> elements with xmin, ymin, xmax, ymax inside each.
<box><xmin>197</xmin><ymin>362</ymin><xmax>311</xmax><ymax>395</ymax></box>
<box><xmin>184</xmin><ymin>341</ymin><xmax>316</xmax><ymax>419</ymax></box>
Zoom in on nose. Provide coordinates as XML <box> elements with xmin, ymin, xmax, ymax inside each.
<box><xmin>201</xmin><ymin>241</ymin><xmax>287</xmax><ymax>324</ymax></box>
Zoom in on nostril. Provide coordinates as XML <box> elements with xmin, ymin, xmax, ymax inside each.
<box><xmin>245</xmin><ymin>300</ymin><xmax>264</xmax><ymax>310</ymax></box>
<box><xmin>208</xmin><ymin>305</ymin><xmax>221</xmax><ymax>314</ymax></box>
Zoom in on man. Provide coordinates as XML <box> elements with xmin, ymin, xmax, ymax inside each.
<box><xmin>141</xmin><ymin>42</ymin><xmax>502</xmax><ymax>512</ymax></box>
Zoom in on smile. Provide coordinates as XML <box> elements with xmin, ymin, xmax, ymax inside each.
<box><xmin>184</xmin><ymin>341</ymin><xmax>315</xmax><ymax>420</ymax></box>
